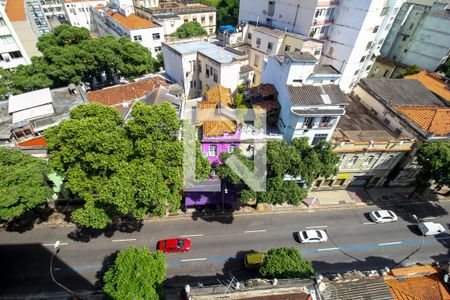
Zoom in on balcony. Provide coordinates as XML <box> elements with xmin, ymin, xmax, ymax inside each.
<box><xmin>312</xmin><ymin>18</ymin><xmax>333</xmax><ymax>26</ymax></box>
<box><xmin>318</xmin><ymin>122</ymin><xmax>334</xmax><ymax>128</ymax></box>
<box><xmin>317</xmin><ymin>0</ymin><xmax>339</xmax><ymax>7</ymax></box>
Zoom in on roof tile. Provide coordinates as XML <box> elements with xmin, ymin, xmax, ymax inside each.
<box><xmin>106</xmin><ymin>10</ymin><xmax>159</xmax><ymax>30</ymax></box>
<box><xmin>405</xmin><ymin>71</ymin><xmax>450</xmax><ymax>104</ymax></box>
<box><xmin>393</xmin><ymin>105</ymin><xmax>450</xmax><ymax>136</ymax></box>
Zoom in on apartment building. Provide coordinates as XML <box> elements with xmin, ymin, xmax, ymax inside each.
<box><xmin>381</xmin><ymin>0</ymin><xmax>450</xmax><ymax>72</ymax></box>
<box><xmin>135</xmin><ymin>1</ymin><xmax>216</xmax><ymax>35</ymax></box>
<box><xmin>162</xmin><ymin>39</ymin><xmax>251</xmax><ymax>98</ymax></box>
<box><xmin>0</xmin><ymin>0</ymin><xmax>41</xmax><ymax>70</ymax></box>
<box><xmin>233</xmin><ymin>22</ymin><xmax>324</xmax><ymax>86</ymax></box>
<box><xmin>262</xmin><ymin>51</ymin><xmax>347</xmax><ymax>144</ymax></box>
<box><xmin>63</xmin><ymin>0</ymin><xmax>106</xmax><ymax>29</ymax></box>
<box><xmin>239</xmin><ymin>0</ymin><xmax>404</xmax><ymax>93</ymax></box>
<box><xmin>41</xmin><ymin>0</ymin><xmax>67</xmax><ymax>26</ymax></box>
<box><xmin>92</xmin><ymin>2</ymin><xmax>164</xmax><ymax>57</ymax></box>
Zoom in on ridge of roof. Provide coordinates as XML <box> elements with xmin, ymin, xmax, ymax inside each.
<box><xmin>405</xmin><ymin>70</ymin><xmax>450</xmax><ymax>103</ymax></box>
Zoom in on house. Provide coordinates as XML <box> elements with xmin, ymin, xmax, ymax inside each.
<box><xmin>239</xmin><ymin>0</ymin><xmax>404</xmax><ymax>93</ymax></box>
<box><xmin>367</xmin><ymin>56</ymin><xmax>409</xmax><ymax>79</ymax></box>
<box><xmin>162</xmin><ymin>39</ymin><xmax>251</xmax><ymax>98</ymax></box>
<box><xmin>312</xmin><ymin>96</ymin><xmax>414</xmax><ymax>190</ymax></box>
<box><xmin>134</xmin><ymin>0</ymin><xmax>216</xmax><ymax>36</ymax></box>
<box><xmin>62</xmin><ymin>0</ymin><xmax>106</xmax><ymax>29</ymax></box>
<box><xmin>405</xmin><ymin>70</ymin><xmax>450</xmax><ymax>105</ymax></box>
<box><xmin>353</xmin><ymin>78</ymin><xmax>450</xmax><ymax>186</ymax></box>
<box><xmin>262</xmin><ymin>51</ymin><xmax>347</xmax><ymax>144</ymax></box>
<box><xmin>91</xmin><ymin>0</ymin><xmax>165</xmax><ymax>57</ymax></box>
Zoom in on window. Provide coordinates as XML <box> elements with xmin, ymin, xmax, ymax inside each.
<box><xmin>383</xmin><ymin>117</ymin><xmax>390</xmax><ymax>125</ymax></box>
<box><xmin>256</xmin><ymin>38</ymin><xmax>261</xmax><ymax>48</ymax></box>
<box><xmin>311</xmin><ymin>134</ymin><xmax>327</xmax><ymax>145</ymax></box>
<box><xmin>267</xmin><ymin>42</ymin><xmax>273</xmax><ymax>52</ymax></box>
<box><xmin>152</xmin><ymin>33</ymin><xmax>160</xmax><ymax>40</ymax></box>
<box><xmin>205</xmin><ymin>64</ymin><xmax>210</xmax><ymax>77</ymax></box>
<box><xmin>209</xmin><ymin>28</ymin><xmax>213</xmax><ymax>34</ymax></box>
<box><xmin>366</xmin><ymin>64</ymin><xmax>372</xmax><ymax>71</ymax></box>
<box><xmin>380</xmin><ymin>7</ymin><xmax>389</xmax><ymax>16</ymax></box>
<box><xmin>363</xmin><ymin>156</ymin><xmax>375</xmax><ymax>166</ymax></box>
<box><xmin>229</xmin><ymin>145</ymin><xmax>236</xmax><ymax>152</ymax></box>
<box><xmin>0</xmin><ymin>17</ymin><xmax>6</xmax><ymax>27</ymax></box>
<box><xmin>348</xmin><ymin>156</ymin><xmax>359</xmax><ymax>167</ymax></box>
<box><xmin>209</xmin><ymin>15</ymin><xmax>214</xmax><ymax>24</ymax></box>
<box><xmin>254</xmin><ymin>54</ymin><xmax>259</xmax><ymax>67</ymax></box>
<box><xmin>366</xmin><ymin>41</ymin><xmax>372</xmax><ymax>50</ymax></box>
<box><xmin>154</xmin><ymin>46</ymin><xmax>162</xmax><ymax>52</ymax></box>
<box><xmin>320</xmin><ymin>116</ymin><xmax>332</xmax><ymax>127</ymax></box>
<box><xmin>409</xmin><ymin>23</ymin><xmax>414</xmax><ymax>30</ymax></box>
<box><xmin>314</xmin><ymin>180</ymin><xmax>322</xmax><ymax>187</ymax></box>
<box><xmin>354</xmin><ymin>69</ymin><xmax>360</xmax><ymax>76</ymax></box>
<box><xmin>184</xmin><ymin>17</ymin><xmax>188</xmax><ymax>22</ymax></box>
<box><xmin>201</xmin><ymin>16</ymin><xmax>205</xmax><ymax>24</ymax></box>
<box><xmin>314</xmin><ymin>49</ymin><xmax>321</xmax><ymax>56</ymax></box>
<box><xmin>303</xmin><ymin>116</ymin><xmax>314</xmax><ymax>128</ymax></box>
<box><xmin>208</xmin><ymin>145</ymin><xmax>217</xmax><ymax>156</ymax></box>
<box><xmin>378</xmin><ymin>38</ymin><xmax>385</xmax><ymax>45</ymax></box>
<box><xmin>213</xmin><ymin>68</ymin><xmax>218</xmax><ymax>82</ymax></box>
<box><xmin>9</xmin><ymin>51</ymin><xmax>23</xmax><ymax>58</ymax></box>
<box><xmin>198</xmin><ymin>61</ymin><xmax>202</xmax><ymax>73</ymax></box>
<box><xmin>360</xmin><ymin>56</ymin><xmax>366</xmax><ymax>63</ymax></box>
<box><xmin>0</xmin><ymin>35</ymin><xmax>14</xmax><ymax>44</ymax></box>
<box><xmin>285</xmin><ymin>45</ymin><xmax>291</xmax><ymax>51</ymax></box>
<box><xmin>402</xmin><ymin>35</ymin><xmax>407</xmax><ymax>41</ymax></box>
<box><xmin>336</xmin><ymin>179</ymin><xmax>346</xmax><ymax>186</ymax></box>
<box><xmin>293</xmin><ymin>79</ymin><xmax>303</xmax><ymax>83</ymax></box>
<box><xmin>193</xmin><ymin>16</ymin><xmax>197</xmax><ymax>22</ymax></box>
<box><xmin>133</xmin><ymin>35</ymin><xmax>142</xmax><ymax>42</ymax></box>
<box><xmin>373</xmin><ymin>26</ymin><xmax>379</xmax><ymax>33</ymax></box>
<box><xmin>247</xmin><ymin>32</ymin><xmax>252</xmax><ymax>40</ymax></box>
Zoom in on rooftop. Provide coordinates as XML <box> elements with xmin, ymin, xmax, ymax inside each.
<box><xmin>393</xmin><ymin>105</ymin><xmax>450</xmax><ymax>136</ymax></box>
<box><xmin>313</xmin><ymin>64</ymin><xmax>340</xmax><ymax>75</ymax></box>
<box><xmin>285</xmin><ymin>51</ymin><xmax>317</xmax><ymax>62</ymax></box>
<box><xmin>287</xmin><ymin>84</ymin><xmax>348</xmax><ymax>106</ymax></box>
<box><xmin>166</xmin><ymin>41</ymin><xmax>239</xmax><ymax>64</ymax></box>
<box><xmin>106</xmin><ymin>10</ymin><xmax>160</xmax><ymax>30</ymax></box>
<box><xmin>86</xmin><ymin>76</ymin><xmax>168</xmax><ymax>107</ymax></box>
<box><xmin>8</xmin><ymin>88</ymin><xmax>52</xmax><ymax>114</ymax></box>
<box><xmin>333</xmin><ymin>96</ymin><xmax>400</xmax><ymax>142</ymax></box>
<box><xmin>405</xmin><ymin>70</ymin><xmax>450</xmax><ymax>104</ymax></box>
<box><xmin>321</xmin><ymin>277</ymin><xmax>393</xmax><ymax>300</ymax></box>
<box><xmin>5</xmin><ymin>0</ymin><xmax>26</xmax><ymax>21</ymax></box>
<box><xmin>143</xmin><ymin>2</ymin><xmax>215</xmax><ymax>14</ymax></box>
<box><xmin>206</xmin><ymin>85</ymin><xmax>233</xmax><ymax>107</ymax></box>
<box><xmin>64</xmin><ymin>0</ymin><xmax>104</xmax><ymax>2</ymax></box>
<box><xmin>359</xmin><ymin>78</ymin><xmax>445</xmax><ymax>106</ymax></box>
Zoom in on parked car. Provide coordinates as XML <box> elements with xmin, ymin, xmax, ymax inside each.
<box><xmin>298</xmin><ymin>229</ymin><xmax>328</xmax><ymax>243</ymax></box>
<box><xmin>418</xmin><ymin>222</ymin><xmax>447</xmax><ymax>236</ymax></box>
<box><xmin>369</xmin><ymin>210</ymin><xmax>398</xmax><ymax>223</ymax></box>
<box><xmin>244</xmin><ymin>252</ymin><xmax>266</xmax><ymax>268</ymax></box>
<box><xmin>157</xmin><ymin>238</ymin><xmax>191</xmax><ymax>253</ymax></box>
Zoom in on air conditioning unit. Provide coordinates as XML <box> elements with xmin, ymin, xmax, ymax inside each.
<box><xmin>3</xmin><ymin>54</ymin><xmax>11</xmax><ymax>62</ymax></box>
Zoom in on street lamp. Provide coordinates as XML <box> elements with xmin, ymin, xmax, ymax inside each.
<box><xmin>221</xmin><ymin>182</ymin><xmax>228</xmax><ymax>212</ymax></box>
<box><xmin>50</xmin><ymin>241</ymin><xmax>77</xmax><ymax>298</ymax></box>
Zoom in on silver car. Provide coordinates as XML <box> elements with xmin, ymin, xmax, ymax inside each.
<box><xmin>369</xmin><ymin>210</ymin><xmax>398</xmax><ymax>223</ymax></box>
<box><xmin>298</xmin><ymin>229</ymin><xmax>328</xmax><ymax>243</ymax></box>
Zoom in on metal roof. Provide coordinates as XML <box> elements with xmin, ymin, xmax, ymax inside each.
<box><xmin>8</xmin><ymin>88</ymin><xmax>52</xmax><ymax>113</ymax></box>
<box><xmin>292</xmin><ymin>108</ymin><xmax>345</xmax><ymax>115</ymax></box>
<box><xmin>322</xmin><ymin>278</ymin><xmax>393</xmax><ymax>300</ymax></box>
<box><xmin>287</xmin><ymin>84</ymin><xmax>348</xmax><ymax>106</ymax></box>
<box><xmin>168</xmin><ymin>41</ymin><xmax>239</xmax><ymax>64</ymax></box>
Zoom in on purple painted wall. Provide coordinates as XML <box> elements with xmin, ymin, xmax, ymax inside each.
<box><xmin>201</xmin><ymin>128</ymin><xmax>241</xmax><ymax>164</ymax></box>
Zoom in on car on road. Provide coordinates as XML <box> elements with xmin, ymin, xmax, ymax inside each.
<box><xmin>298</xmin><ymin>229</ymin><xmax>328</xmax><ymax>243</ymax></box>
<box><xmin>157</xmin><ymin>238</ymin><xmax>191</xmax><ymax>253</ymax></box>
<box><xmin>418</xmin><ymin>222</ymin><xmax>447</xmax><ymax>236</ymax></box>
<box><xmin>369</xmin><ymin>210</ymin><xmax>398</xmax><ymax>223</ymax></box>
<box><xmin>244</xmin><ymin>252</ymin><xmax>266</xmax><ymax>268</ymax></box>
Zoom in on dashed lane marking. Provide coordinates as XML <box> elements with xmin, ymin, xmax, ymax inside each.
<box><xmin>378</xmin><ymin>241</ymin><xmax>402</xmax><ymax>246</ymax></box>
<box><xmin>180</xmin><ymin>234</ymin><xmax>204</xmax><ymax>237</ymax></box>
<box><xmin>306</xmin><ymin>225</ymin><xmax>328</xmax><ymax>229</ymax></box>
<box><xmin>317</xmin><ymin>247</ymin><xmax>340</xmax><ymax>252</ymax></box>
<box><xmin>43</xmin><ymin>242</ymin><xmax>69</xmax><ymax>247</ymax></box>
<box><xmin>111</xmin><ymin>238</ymin><xmax>137</xmax><ymax>242</ymax></box>
<box><xmin>244</xmin><ymin>229</ymin><xmax>267</xmax><ymax>233</ymax></box>
<box><xmin>181</xmin><ymin>258</ymin><xmax>207</xmax><ymax>262</ymax></box>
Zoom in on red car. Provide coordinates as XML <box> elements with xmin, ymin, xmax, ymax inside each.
<box><xmin>157</xmin><ymin>238</ymin><xmax>191</xmax><ymax>253</ymax></box>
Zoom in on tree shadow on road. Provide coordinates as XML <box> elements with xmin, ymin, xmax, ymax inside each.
<box><xmin>3</xmin><ymin>207</ymin><xmax>54</xmax><ymax>233</ymax></box>
<box><xmin>67</xmin><ymin>216</ymin><xmax>143</xmax><ymax>243</ymax></box>
<box><xmin>190</xmin><ymin>210</ymin><xmax>235</xmax><ymax>224</ymax></box>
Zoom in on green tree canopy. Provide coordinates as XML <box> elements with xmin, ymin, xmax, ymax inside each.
<box><xmin>103</xmin><ymin>246</ymin><xmax>166</xmax><ymax>300</ymax></box>
<box><xmin>0</xmin><ymin>67</ymin><xmax>12</xmax><ymax>100</ymax></box>
<box><xmin>415</xmin><ymin>141</ymin><xmax>450</xmax><ymax>195</ymax></box>
<box><xmin>259</xmin><ymin>247</ymin><xmax>314</xmax><ymax>279</ymax></box>
<box><xmin>171</xmin><ymin>21</ymin><xmax>207</xmax><ymax>39</ymax></box>
<box><xmin>0</xmin><ymin>148</ymin><xmax>53</xmax><ymax>221</ymax></box>
<box><xmin>45</xmin><ymin>102</ymin><xmax>209</xmax><ymax>229</ymax></box>
<box><xmin>216</xmin><ymin>0</ymin><xmax>239</xmax><ymax>26</ymax></box>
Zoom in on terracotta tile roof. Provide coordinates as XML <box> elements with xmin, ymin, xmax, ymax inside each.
<box><xmin>5</xmin><ymin>0</ymin><xmax>26</xmax><ymax>21</ymax></box>
<box><xmin>206</xmin><ymin>85</ymin><xmax>233</xmax><ymax>107</ymax></box>
<box><xmin>393</xmin><ymin>105</ymin><xmax>450</xmax><ymax>136</ymax></box>
<box><xmin>252</xmin><ymin>100</ymin><xmax>280</xmax><ymax>115</ymax></box>
<box><xmin>248</xmin><ymin>84</ymin><xmax>278</xmax><ymax>99</ymax></box>
<box><xmin>386</xmin><ymin>274</ymin><xmax>450</xmax><ymax>300</ymax></box>
<box><xmin>86</xmin><ymin>77</ymin><xmax>168</xmax><ymax>107</ymax></box>
<box><xmin>106</xmin><ymin>10</ymin><xmax>159</xmax><ymax>30</ymax></box>
<box><xmin>17</xmin><ymin>136</ymin><xmax>48</xmax><ymax>147</ymax></box>
<box><xmin>64</xmin><ymin>0</ymin><xmax>103</xmax><ymax>3</ymax></box>
<box><xmin>406</xmin><ymin>71</ymin><xmax>450</xmax><ymax>104</ymax></box>
<box><xmin>390</xmin><ymin>266</ymin><xmax>439</xmax><ymax>277</ymax></box>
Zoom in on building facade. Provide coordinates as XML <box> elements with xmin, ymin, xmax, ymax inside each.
<box><xmin>239</xmin><ymin>0</ymin><xmax>404</xmax><ymax>93</ymax></box>
<box><xmin>63</xmin><ymin>0</ymin><xmax>106</xmax><ymax>29</ymax></box>
<box><xmin>381</xmin><ymin>0</ymin><xmax>450</xmax><ymax>72</ymax></box>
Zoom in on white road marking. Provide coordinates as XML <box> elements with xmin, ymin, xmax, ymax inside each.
<box><xmin>306</xmin><ymin>225</ymin><xmax>328</xmax><ymax>229</ymax></box>
<box><xmin>422</xmin><ymin>217</ymin><xmax>437</xmax><ymax>220</ymax></box>
<box><xmin>244</xmin><ymin>229</ymin><xmax>267</xmax><ymax>233</ymax></box>
<box><xmin>363</xmin><ymin>222</ymin><xmax>376</xmax><ymax>225</ymax></box>
<box><xmin>43</xmin><ymin>242</ymin><xmax>68</xmax><ymax>247</ymax></box>
<box><xmin>111</xmin><ymin>238</ymin><xmax>137</xmax><ymax>242</ymax></box>
<box><xmin>317</xmin><ymin>247</ymin><xmax>340</xmax><ymax>251</ymax></box>
<box><xmin>378</xmin><ymin>241</ymin><xmax>402</xmax><ymax>246</ymax></box>
<box><xmin>181</xmin><ymin>258</ymin><xmax>207</xmax><ymax>262</ymax></box>
<box><xmin>180</xmin><ymin>234</ymin><xmax>204</xmax><ymax>237</ymax></box>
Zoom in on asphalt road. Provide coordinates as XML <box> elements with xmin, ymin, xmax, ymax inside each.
<box><xmin>0</xmin><ymin>200</ymin><xmax>449</xmax><ymax>298</ymax></box>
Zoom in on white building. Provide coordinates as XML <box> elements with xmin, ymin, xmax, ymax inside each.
<box><xmin>62</xmin><ymin>0</ymin><xmax>106</xmax><ymax>29</ymax></box>
<box><xmin>381</xmin><ymin>0</ymin><xmax>450</xmax><ymax>72</ymax></box>
<box><xmin>239</xmin><ymin>0</ymin><xmax>404</xmax><ymax>93</ymax></box>
<box><xmin>41</xmin><ymin>0</ymin><xmax>68</xmax><ymax>27</ymax></box>
<box><xmin>162</xmin><ymin>39</ymin><xmax>252</xmax><ymax>98</ymax></box>
<box><xmin>91</xmin><ymin>1</ymin><xmax>165</xmax><ymax>57</ymax></box>
<box><xmin>261</xmin><ymin>51</ymin><xmax>347</xmax><ymax>144</ymax></box>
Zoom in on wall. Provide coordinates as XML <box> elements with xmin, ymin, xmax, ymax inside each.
<box><xmin>154</xmin><ymin>17</ymin><xmax>184</xmax><ymax>36</ymax></box>
<box><xmin>162</xmin><ymin>44</ymin><xmax>186</xmax><ymax>94</ymax></box>
<box><xmin>130</xmin><ymin>25</ymin><xmax>164</xmax><ymax>57</ymax></box>
<box><xmin>0</xmin><ymin>9</ymin><xmax>30</xmax><ymax>69</ymax></box>
<box><xmin>64</xmin><ymin>0</ymin><xmax>106</xmax><ymax>29</ymax></box>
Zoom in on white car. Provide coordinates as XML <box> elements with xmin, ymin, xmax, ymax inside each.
<box><xmin>418</xmin><ymin>222</ymin><xmax>447</xmax><ymax>236</ymax></box>
<box><xmin>369</xmin><ymin>210</ymin><xmax>398</xmax><ymax>223</ymax></box>
<box><xmin>298</xmin><ymin>229</ymin><xmax>328</xmax><ymax>243</ymax></box>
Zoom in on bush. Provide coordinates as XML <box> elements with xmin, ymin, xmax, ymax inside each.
<box><xmin>259</xmin><ymin>247</ymin><xmax>314</xmax><ymax>279</ymax></box>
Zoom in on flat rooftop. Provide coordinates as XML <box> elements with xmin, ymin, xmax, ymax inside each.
<box><xmin>167</xmin><ymin>41</ymin><xmax>239</xmax><ymax>64</ymax></box>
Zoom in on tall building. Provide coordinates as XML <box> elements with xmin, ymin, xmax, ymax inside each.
<box><xmin>381</xmin><ymin>0</ymin><xmax>450</xmax><ymax>72</ymax></box>
<box><xmin>62</xmin><ymin>0</ymin><xmax>106</xmax><ymax>29</ymax></box>
<box><xmin>239</xmin><ymin>0</ymin><xmax>404</xmax><ymax>92</ymax></box>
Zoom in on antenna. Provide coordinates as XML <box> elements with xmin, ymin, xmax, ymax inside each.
<box><xmin>256</xmin><ymin>16</ymin><xmax>259</xmax><ymax>27</ymax></box>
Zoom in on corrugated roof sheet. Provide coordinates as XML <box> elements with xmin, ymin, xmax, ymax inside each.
<box><xmin>287</xmin><ymin>84</ymin><xmax>348</xmax><ymax>106</ymax></box>
<box><xmin>359</xmin><ymin>78</ymin><xmax>444</xmax><ymax>106</ymax></box>
<box><xmin>8</xmin><ymin>88</ymin><xmax>53</xmax><ymax>113</ymax></box>
<box><xmin>405</xmin><ymin>70</ymin><xmax>450</xmax><ymax>104</ymax></box>
<box><xmin>323</xmin><ymin>278</ymin><xmax>393</xmax><ymax>300</ymax></box>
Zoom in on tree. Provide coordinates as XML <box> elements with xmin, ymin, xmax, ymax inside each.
<box><xmin>0</xmin><ymin>148</ymin><xmax>53</xmax><ymax>221</ymax></box>
<box><xmin>196</xmin><ymin>0</ymin><xmax>220</xmax><ymax>5</ymax></box>
<box><xmin>0</xmin><ymin>67</ymin><xmax>12</xmax><ymax>100</ymax></box>
<box><xmin>414</xmin><ymin>141</ymin><xmax>450</xmax><ymax>195</ymax></box>
<box><xmin>259</xmin><ymin>247</ymin><xmax>314</xmax><ymax>279</ymax></box>
<box><xmin>216</xmin><ymin>0</ymin><xmax>239</xmax><ymax>26</ymax></box>
<box><xmin>171</xmin><ymin>21</ymin><xmax>207</xmax><ymax>39</ymax></box>
<box><xmin>397</xmin><ymin>65</ymin><xmax>421</xmax><ymax>78</ymax></box>
<box><xmin>103</xmin><ymin>246</ymin><xmax>166</xmax><ymax>300</ymax></box>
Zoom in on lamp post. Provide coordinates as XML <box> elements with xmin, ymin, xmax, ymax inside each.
<box><xmin>50</xmin><ymin>241</ymin><xmax>77</xmax><ymax>298</ymax></box>
<box><xmin>222</xmin><ymin>182</ymin><xmax>228</xmax><ymax>212</ymax></box>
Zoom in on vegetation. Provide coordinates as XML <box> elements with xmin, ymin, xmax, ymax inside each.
<box><xmin>197</xmin><ymin>0</ymin><xmax>220</xmax><ymax>6</ymax></box>
<box><xmin>415</xmin><ymin>141</ymin><xmax>450</xmax><ymax>195</ymax></box>
<box><xmin>171</xmin><ymin>21</ymin><xmax>207</xmax><ymax>39</ymax></box>
<box><xmin>2</xmin><ymin>24</ymin><xmax>158</xmax><ymax>96</ymax></box>
<box><xmin>216</xmin><ymin>0</ymin><xmax>240</xmax><ymax>26</ymax></box>
<box><xmin>437</xmin><ymin>57</ymin><xmax>450</xmax><ymax>77</ymax></box>
<box><xmin>215</xmin><ymin>138</ymin><xmax>339</xmax><ymax>205</ymax></box>
<box><xmin>0</xmin><ymin>148</ymin><xmax>53</xmax><ymax>221</ymax></box>
<box><xmin>397</xmin><ymin>65</ymin><xmax>421</xmax><ymax>78</ymax></box>
<box><xmin>259</xmin><ymin>247</ymin><xmax>314</xmax><ymax>279</ymax></box>
<box><xmin>45</xmin><ymin>102</ymin><xmax>210</xmax><ymax>229</ymax></box>
<box><xmin>103</xmin><ymin>246</ymin><xmax>166</xmax><ymax>299</ymax></box>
